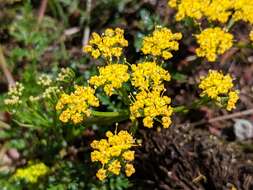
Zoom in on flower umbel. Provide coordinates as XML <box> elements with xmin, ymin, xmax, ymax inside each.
<box><xmin>130</xmin><ymin>86</ymin><xmax>173</xmax><ymax>128</ymax></box>
<box><xmin>141</xmin><ymin>27</ymin><xmax>182</xmax><ymax>60</ymax></box>
<box><xmin>195</xmin><ymin>27</ymin><xmax>233</xmax><ymax>62</ymax></box>
<box><xmin>90</xmin><ymin>130</ymin><xmax>136</xmax><ymax>180</ymax></box>
<box><xmin>83</xmin><ymin>28</ymin><xmax>128</xmax><ymax>60</ymax></box>
<box><xmin>233</xmin><ymin>0</ymin><xmax>253</xmax><ymax>24</ymax></box>
<box><xmin>168</xmin><ymin>0</ymin><xmax>207</xmax><ymax>21</ymax></box>
<box><xmin>168</xmin><ymin>0</ymin><xmax>235</xmax><ymax>23</ymax></box>
<box><xmin>89</xmin><ymin>64</ymin><xmax>130</xmax><ymax>96</ymax></box>
<box><xmin>131</xmin><ymin>61</ymin><xmax>171</xmax><ymax>91</ymax></box>
<box><xmin>4</xmin><ymin>82</ymin><xmax>24</xmax><ymax>106</ymax></box>
<box><xmin>199</xmin><ymin>70</ymin><xmax>239</xmax><ymax>111</ymax></box>
<box><xmin>56</xmin><ymin>86</ymin><xmax>99</xmax><ymax>124</ymax></box>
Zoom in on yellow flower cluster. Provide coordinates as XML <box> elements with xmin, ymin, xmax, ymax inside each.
<box><xmin>141</xmin><ymin>27</ymin><xmax>182</xmax><ymax>59</ymax></box>
<box><xmin>89</xmin><ymin>64</ymin><xmax>130</xmax><ymax>96</ymax></box>
<box><xmin>233</xmin><ymin>0</ymin><xmax>253</xmax><ymax>24</ymax></box>
<box><xmin>131</xmin><ymin>61</ymin><xmax>171</xmax><ymax>90</ymax></box>
<box><xmin>199</xmin><ymin>70</ymin><xmax>239</xmax><ymax>111</ymax></box>
<box><xmin>130</xmin><ymin>61</ymin><xmax>173</xmax><ymax>128</ymax></box>
<box><xmin>83</xmin><ymin>28</ymin><xmax>128</xmax><ymax>60</ymax></box>
<box><xmin>90</xmin><ymin>130</ymin><xmax>136</xmax><ymax>180</ymax></box>
<box><xmin>202</xmin><ymin>0</ymin><xmax>233</xmax><ymax>23</ymax></box>
<box><xmin>13</xmin><ymin>162</ymin><xmax>49</xmax><ymax>183</ymax></box>
<box><xmin>168</xmin><ymin>0</ymin><xmax>205</xmax><ymax>21</ymax></box>
<box><xmin>168</xmin><ymin>0</ymin><xmax>253</xmax><ymax>24</ymax></box>
<box><xmin>130</xmin><ymin>86</ymin><xmax>173</xmax><ymax>128</ymax></box>
<box><xmin>195</xmin><ymin>27</ymin><xmax>233</xmax><ymax>62</ymax></box>
<box><xmin>4</xmin><ymin>82</ymin><xmax>24</xmax><ymax>105</ymax></box>
<box><xmin>56</xmin><ymin>86</ymin><xmax>99</xmax><ymax>124</ymax></box>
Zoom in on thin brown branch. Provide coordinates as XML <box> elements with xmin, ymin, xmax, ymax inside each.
<box><xmin>82</xmin><ymin>0</ymin><xmax>92</xmax><ymax>47</ymax></box>
<box><xmin>188</xmin><ymin>108</ymin><xmax>253</xmax><ymax>127</ymax></box>
<box><xmin>38</xmin><ymin>0</ymin><xmax>48</xmax><ymax>24</ymax></box>
<box><xmin>0</xmin><ymin>46</ymin><xmax>15</xmax><ymax>88</ymax></box>
<box><xmin>220</xmin><ymin>47</ymin><xmax>239</xmax><ymax>65</ymax></box>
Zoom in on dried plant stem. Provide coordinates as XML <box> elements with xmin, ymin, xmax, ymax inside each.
<box><xmin>82</xmin><ymin>0</ymin><xmax>92</xmax><ymax>46</ymax></box>
<box><xmin>190</xmin><ymin>108</ymin><xmax>253</xmax><ymax>127</ymax></box>
<box><xmin>38</xmin><ymin>0</ymin><xmax>48</xmax><ymax>24</ymax></box>
<box><xmin>0</xmin><ymin>46</ymin><xmax>15</xmax><ymax>87</ymax></box>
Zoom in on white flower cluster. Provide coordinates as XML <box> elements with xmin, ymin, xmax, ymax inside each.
<box><xmin>4</xmin><ymin>82</ymin><xmax>24</xmax><ymax>105</ymax></box>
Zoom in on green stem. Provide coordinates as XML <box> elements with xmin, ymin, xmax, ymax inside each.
<box><xmin>234</xmin><ymin>42</ymin><xmax>253</xmax><ymax>49</ymax></box>
<box><xmin>225</xmin><ymin>18</ymin><xmax>235</xmax><ymax>32</ymax></box>
<box><xmin>173</xmin><ymin>96</ymin><xmax>210</xmax><ymax>113</ymax></box>
<box><xmin>91</xmin><ymin>110</ymin><xmax>129</xmax><ymax>117</ymax></box>
<box><xmin>173</xmin><ymin>106</ymin><xmax>188</xmax><ymax>113</ymax></box>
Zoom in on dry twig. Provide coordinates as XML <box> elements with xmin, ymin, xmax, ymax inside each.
<box><xmin>189</xmin><ymin>108</ymin><xmax>253</xmax><ymax>127</ymax></box>
<box><xmin>0</xmin><ymin>46</ymin><xmax>15</xmax><ymax>88</ymax></box>
<box><xmin>82</xmin><ymin>0</ymin><xmax>92</xmax><ymax>47</ymax></box>
<box><xmin>38</xmin><ymin>0</ymin><xmax>48</xmax><ymax>24</ymax></box>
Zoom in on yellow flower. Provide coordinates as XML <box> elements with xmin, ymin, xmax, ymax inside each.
<box><xmin>125</xmin><ymin>164</ymin><xmax>135</xmax><ymax>177</ymax></box>
<box><xmin>168</xmin><ymin>0</ymin><xmax>233</xmax><ymax>23</ymax></box>
<box><xmin>56</xmin><ymin>86</ymin><xmax>99</xmax><ymax>124</ymax></box>
<box><xmin>96</xmin><ymin>168</ymin><xmax>107</xmax><ymax>181</ymax></box>
<box><xmin>122</xmin><ymin>150</ymin><xmax>135</xmax><ymax>161</ymax></box>
<box><xmin>131</xmin><ymin>61</ymin><xmax>171</xmax><ymax>90</ymax></box>
<box><xmin>143</xmin><ymin>116</ymin><xmax>154</xmax><ymax>128</ymax></box>
<box><xmin>89</xmin><ymin>64</ymin><xmax>130</xmax><ymax>96</ymax></box>
<box><xmin>162</xmin><ymin>116</ymin><xmax>172</xmax><ymax>128</ymax></box>
<box><xmin>227</xmin><ymin>90</ymin><xmax>239</xmax><ymax>111</ymax></box>
<box><xmin>141</xmin><ymin>27</ymin><xmax>182</xmax><ymax>59</ymax></box>
<box><xmin>202</xmin><ymin>0</ymin><xmax>234</xmax><ymax>23</ymax></box>
<box><xmin>83</xmin><ymin>28</ymin><xmax>128</xmax><ymax>60</ymax></box>
<box><xmin>12</xmin><ymin>162</ymin><xmax>49</xmax><ymax>183</ymax></box>
<box><xmin>233</xmin><ymin>0</ymin><xmax>253</xmax><ymax>24</ymax></box>
<box><xmin>130</xmin><ymin>86</ymin><xmax>173</xmax><ymax>128</ymax></box>
<box><xmin>108</xmin><ymin>160</ymin><xmax>121</xmax><ymax>175</ymax></box>
<box><xmin>199</xmin><ymin>70</ymin><xmax>239</xmax><ymax>111</ymax></box>
<box><xmin>90</xmin><ymin>130</ymin><xmax>136</xmax><ymax>180</ymax></box>
<box><xmin>168</xmin><ymin>0</ymin><xmax>208</xmax><ymax>21</ymax></box>
<box><xmin>195</xmin><ymin>27</ymin><xmax>233</xmax><ymax>62</ymax></box>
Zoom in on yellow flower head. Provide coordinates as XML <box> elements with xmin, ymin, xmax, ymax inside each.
<box><xmin>227</xmin><ymin>90</ymin><xmax>239</xmax><ymax>111</ymax></box>
<box><xmin>90</xmin><ymin>130</ymin><xmax>136</xmax><ymax>180</ymax></box>
<box><xmin>131</xmin><ymin>62</ymin><xmax>171</xmax><ymax>91</ymax></box>
<box><xmin>56</xmin><ymin>86</ymin><xmax>99</xmax><ymax>124</ymax></box>
<box><xmin>195</xmin><ymin>27</ymin><xmax>233</xmax><ymax>62</ymax></box>
<box><xmin>130</xmin><ymin>86</ymin><xmax>173</xmax><ymax>128</ymax></box>
<box><xmin>168</xmin><ymin>0</ymin><xmax>236</xmax><ymax>23</ymax></box>
<box><xmin>125</xmin><ymin>163</ymin><xmax>135</xmax><ymax>177</ymax></box>
<box><xmin>202</xmin><ymin>0</ymin><xmax>234</xmax><ymax>23</ymax></box>
<box><xmin>96</xmin><ymin>168</ymin><xmax>107</xmax><ymax>181</ymax></box>
<box><xmin>233</xmin><ymin>0</ymin><xmax>253</xmax><ymax>24</ymax></box>
<box><xmin>141</xmin><ymin>27</ymin><xmax>182</xmax><ymax>59</ymax></box>
<box><xmin>122</xmin><ymin>150</ymin><xmax>135</xmax><ymax>161</ymax></box>
<box><xmin>83</xmin><ymin>28</ymin><xmax>128</xmax><ymax>60</ymax></box>
<box><xmin>89</xmin><ymin>64</ymin><xmax>130</xmax><ymax>96</ymax></box>
<box><xmin>108</xmin><ymin>160</ymin><xmax>121</xmax><ymax>175</ymax></box>
<box><xmin>199</xmin><ymin>70</ymin><xmax>239</xmax><ymax>111</ymax></box>
<box><xmin>12</xmin><ymin>162</ymin><xmax>49</xmax><ymax>183</ymax></box>
<box><xmin>168</xmin><ymin>0</ymin><xmax>207</xmax><ymax>21</ymax></box>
